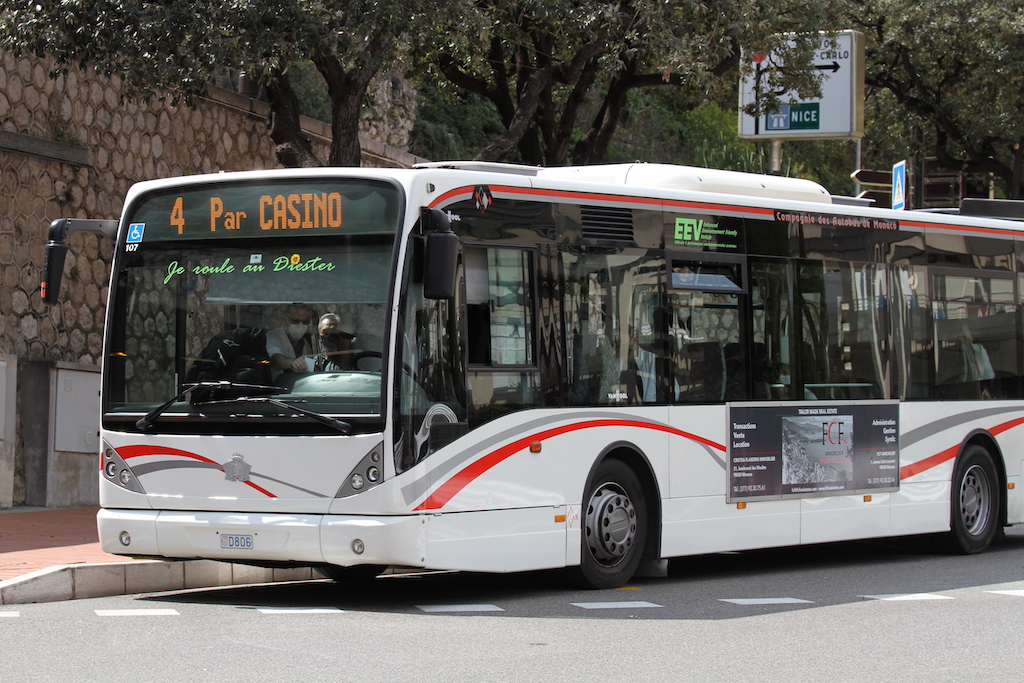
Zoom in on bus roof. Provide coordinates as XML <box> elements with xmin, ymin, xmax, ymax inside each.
<box><xmin>416</xmin><ymin>161</ymin><xmax>833</xmax><ymax>205</ymax></box>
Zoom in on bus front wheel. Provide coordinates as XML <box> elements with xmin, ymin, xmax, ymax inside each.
<box><xmin>577</xmin><ymin>459</ymin><xmax>647</xmax><ymax>589</ymax></box>
<box><xmin>942</xmin><ymin>444</ymin><xmax>1001</xmax><ymax>555</ymax></box>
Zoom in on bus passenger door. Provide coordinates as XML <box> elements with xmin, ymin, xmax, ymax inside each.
<box><xmin>464</xmin><ymin>246</ymin><xmax>542</xmax><ymax>426</ymax></box>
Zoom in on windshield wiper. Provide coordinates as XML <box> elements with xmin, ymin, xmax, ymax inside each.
<box><xmin>136</xmin><ymin>381</ymin><xmax>286</xmax><ymax>431</ymax></box>
<box><xmin>196</xmin><ymin>395</ymin><xmax>352</xmax><ymax>434</ymax></box>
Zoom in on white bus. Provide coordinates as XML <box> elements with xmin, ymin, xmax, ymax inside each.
<box><xmin>43</xmin><ymin>162</ymin><xmax>1024</xmax><ymax>588</ymax></box>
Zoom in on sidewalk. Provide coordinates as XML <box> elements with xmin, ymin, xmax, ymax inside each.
<box><xmin>0</xmin><ymin>506</ymin><xmax>128</xmax><ymax>582</ymax></box>
<box><xmin>0</xmin><ymin>506</ymin><xmax>323</xmax><ymax>605</ymax></box>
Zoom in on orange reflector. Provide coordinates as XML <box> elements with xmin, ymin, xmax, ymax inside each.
<box><xmin>737</xmin><ymin>502</ymin><xmax>746</xmax><ymax>509</ymax></box>
<box><xmin>110</xmin><ymin>351</ymin><xmax>127</xmax><ymax>358</ymax></box>
<box><xmin>555</xmin><ymin>515</ymin><xmax>566</xmax><ymax>523</ymax></box>
<box><xmin>1009</xmin><ymin>482</ymin><xmax>1016</xmax><ymax>490</ymax></box>
<box><xmin>530</xmin><ymin>442</ymin><xmax>542</xmax><ymax>453</ymax></box>
<box><xmin>863</xmin><ymin>495</ymin><xmax>872</xmax><ymax>502</ymax></box>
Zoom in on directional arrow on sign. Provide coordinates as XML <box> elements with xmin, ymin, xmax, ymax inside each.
<box><xmin>851</xmin><ymin>169</ymin><xmax>892</xmax><ymax>186</ymax></box>
<box><xmin>815</xmin><ymin>62</ymin><xmax>841</xmax><ymax>73</ymax></box>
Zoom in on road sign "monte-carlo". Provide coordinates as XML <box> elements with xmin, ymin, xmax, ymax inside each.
<box><xmin>739</xmin><ymin>30</ymin><xmax>865</xmax><ymax>141</ymax></box>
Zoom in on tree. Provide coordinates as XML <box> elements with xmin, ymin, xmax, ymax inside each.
<box><xmin>422</xmin><ymin>0</ymin><xmax>834</xmax><ymax>166</ymax></box>
<box><xmin>838</xmin><ymin>0</ymin><xmax>1024</xmax><ymax>198</ymax></box>
<box><xmin>0</xmin><ymin>0</ymin><xmax>430</xmax><ymax>167</ymax></box>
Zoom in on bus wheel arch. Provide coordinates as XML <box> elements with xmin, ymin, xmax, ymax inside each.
<box><xmin>942</xmin><ymin>434</ymin><xmax>1004</xmax><ymax>555</ymax></box>
<box><xmin>576</xmin><ymin>446</ymin><xmax>660</xmax><ymax>589</ymax></box>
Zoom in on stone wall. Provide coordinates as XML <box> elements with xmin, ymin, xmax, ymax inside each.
<box><xmin>0</xmin><ymin>50</ymin><xmax>424</xmax><ymax>507</ymax></box>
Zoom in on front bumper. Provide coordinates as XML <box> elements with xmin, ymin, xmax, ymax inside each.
<box><xmin>98</xmin><ymin>508</ymin><xmax>427</xmax><ymax>568</ymax></box>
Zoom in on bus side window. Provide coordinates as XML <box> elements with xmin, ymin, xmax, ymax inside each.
<box><xmin>562</xmin><ymin>248</ymin><xmax>664</xmax><ymax>406</ymax></box>
<box><xmin>667</xmin><ymin>258</ymin><xmax>744</xmax><ymax>404</ymax></box>
<box><xmin>932</xmin><ymin>272</ymin><xmax>1017</xmax><ymax>399</ymax></box>
<box><xmin>466</xmin><ymin>246</ymin><xmax>540</xmax><ymax>424</ymax></box>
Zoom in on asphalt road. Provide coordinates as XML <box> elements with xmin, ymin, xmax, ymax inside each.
<box><xmin>4</xmin><ymin>528</ymin><xmax>1024</xmax><ymax>682</ymax></box>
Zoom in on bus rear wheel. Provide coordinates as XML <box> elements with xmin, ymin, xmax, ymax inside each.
<box><xmin>577</xmin><ymin>459</ymin><xmax>647</xmax><ymax>589</ymax></box>
<box><xmin>942</xmin><ymin>444</ymin><xmax>1000</xmax><ymax>555</ymax></box>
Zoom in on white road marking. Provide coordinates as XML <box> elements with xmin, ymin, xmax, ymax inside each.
<box><xmin>257</xmin><ymin>607</ymin><xmax>343</xmax><ymax>614</ymax></box>
<box><xmin>985</xmin><ymin>590</ymin><xmax>1024</xmax><ymax>597</ymax></box>
<box><xmin>0</xmin><ymin>611</ymin><xmax>20</xmax><ymax>617</ymax></box>
<box><xmin>571</xmin><ymin>601</ymin><xmax>662</xmax><ymax>609</ymax></box>
<box><xmin>94</xmin><ymin>609</ymin><xmax>180</xmax><ymax>616</ymax></box>
<box><xmin>416</xmin><ymin>604</ymin><xmax>505</xmax><ymax>613</ymax></box>
<box><xmin>859</xmin><ymin>593</ymin><xmax>953</xmax><ymax>601</ymax></box>
<box><xmin>719</xmin><ymin>598</ymin><xmax>813</xmax><ymax>605</ymax></box>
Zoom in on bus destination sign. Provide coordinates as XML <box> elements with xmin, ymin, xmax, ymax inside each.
<box><xmin>125</xmin><ymin>179</ymin><xmax>399</xmax><ymax>242</ymax></box>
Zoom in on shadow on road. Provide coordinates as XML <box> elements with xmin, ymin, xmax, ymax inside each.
<box><xmin>142</xmin><ymin>527</ymin><xmax>1024</xmax><ymax>619</ymax></box>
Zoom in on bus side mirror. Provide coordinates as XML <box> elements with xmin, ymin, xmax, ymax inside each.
<box><xmin>422</xmin><ymin>208</ymin><xmax>460</xmax><ymax>300</ymax></box>
<box><xmin>40</xmin><ymin>218</ymin><xmax>118</xmax><ymax>306</ymax></box>
<box><xmin>41</xmin><ymin>239</ymin><xmax>69</xmax><ymax>306</ymax></box>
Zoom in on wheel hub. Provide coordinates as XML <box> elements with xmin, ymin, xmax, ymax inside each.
<box><xmin>960</xmin><ymin>464</ymin><xmax>991</xmax><ymax>536</ymax></box>
<box><xmin>585</xmin><ymin>483</ymin><xmax>637</xmax><ymax>566</ymax></box>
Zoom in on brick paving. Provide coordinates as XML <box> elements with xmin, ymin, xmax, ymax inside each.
<box><xmin>0</xmin><ymin>507</ymin><xmax>135</xmax><ymax>582</ymax></box>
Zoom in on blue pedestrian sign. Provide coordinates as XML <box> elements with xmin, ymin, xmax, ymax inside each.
<box><xmin>891</xmin><ymin>161</ymin><xmax>906</xmax><ymax>210</ymax></box>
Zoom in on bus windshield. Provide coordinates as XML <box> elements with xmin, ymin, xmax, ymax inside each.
<box><xmin>103</xmin><ymin>178</ymin><xmax>401</xmax><ymax>425</ymax></box>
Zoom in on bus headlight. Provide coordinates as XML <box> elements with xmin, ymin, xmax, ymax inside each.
<box><xmin>336</xmin><ymin>441</ymin><xmax>385</xmax><ymax>497</ymax></box>
<box><xmin>100</xmin><ymin>441</ymin><xmax>146</xmax><ymax>494</ymax></box>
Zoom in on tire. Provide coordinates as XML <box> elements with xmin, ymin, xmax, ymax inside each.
<box><xmin>577</xmin><ymin>459</ymin><xmax>648</xmax><ymax>589</ymax></box>
<box><xmin>941</xmin><ymin>444</ymin><xmax>1001</xmax><ymax>555</ymax></box>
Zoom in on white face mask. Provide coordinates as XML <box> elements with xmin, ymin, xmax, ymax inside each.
<box><xmin>287</xmin><ymin>323</ymin><xmax>307</xmax><ymax>340</ymax></box>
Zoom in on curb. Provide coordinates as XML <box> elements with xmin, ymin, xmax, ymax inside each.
<box><xmin>0</xmin><ymin>560</ymin><xmax>327</xmax><ymax>605</ymax></box>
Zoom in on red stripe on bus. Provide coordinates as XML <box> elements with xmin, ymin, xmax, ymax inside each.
<box><xmin>988</xmin><ymin>415</ymin><xmax>1024</xmax><ymax>435</ymax></box>
<box><xmin>900</xmin><ymin>219</ymin><xmax>1021</xmax><ymax>237</ymax></box>
<box><xmin>429</xmin><ymin>185</ymin><xmax>775</xmax><ymax>218</ymax></box>
<box><xmin>414</xmin><ymin>419</ymin><xmax>724</xmax><ymax>511</ymax></box>
<box><xmin>899</xmin><ymin>443</ymin><xmax>959</xmax><ymax>480</ymax></box>
<box><xmin>662</xmin><ymin>199</ymin><xmax>775</xmax><ymax>217</ymax></box>
<box><xmin>899</xmin><ymin>415</ymin><xmax>1024</xmax><ymax>480</ymax></box>
<box><xmin>119</xmin><ymin>444</ymin><xmax>219</xmax><ymax>464</ymax></box>
<box><xmin>116</xmin><ymin>445</ymin><xmax>277</xmax><ymax>498</ymax></box>
<box><xmin>430</xmin><ymin>185</ymin><xmax>1022</xmax><ymax>236</ymax></box>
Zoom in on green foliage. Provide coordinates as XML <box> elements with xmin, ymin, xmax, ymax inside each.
<box><xmin>289</xmin><ymin>62</ymin><xmax>331</xmax><ymax>123</ymax></box>
<box><xmin>608</xmin><ymin>94</ymin><xmax>856</xmax><ymax>195</ymax></box>
<box><xmin>423</xmin><ymin>0</ymin><xmax>837</xmax><ymax>165</ymax></box>
<box><xmin>0</xmin><ymin>0</ymin><xmax>438</xmax><ymax>166</ymax></box>
<box><xmin>409</xmin><ymin>82</ymin><xmax>510</xmax><ymax>161</ymax></box>
<box><xmin>835</xmin><ymin>0</ymin><xmax>1024</xmax><ymax>197</ymax></box>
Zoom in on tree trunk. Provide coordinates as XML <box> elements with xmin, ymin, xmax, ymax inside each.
<box><xmin>573</xmin><ymin>65</ymin><xmax>635</xmax><ymax>166</ymax></box>
<box><xmin>475</xmin><ymin>35</ymin><xmax>609</xmax><ymax>163</ymax></box>
<box><xmin>475</xmin><ymin>65</ymin><xmax>558</xmax><ymax>162</ymax></box>
<box><xmin>265</xmin><ymin>72</ymin><xmax>322</xmax><ymax>168</ymax></box>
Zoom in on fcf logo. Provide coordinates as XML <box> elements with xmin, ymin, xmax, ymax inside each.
<box><xmin>821</xmin><ymin>421</ymin><xmax>848</xmax><ymax>445</ymax></box>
